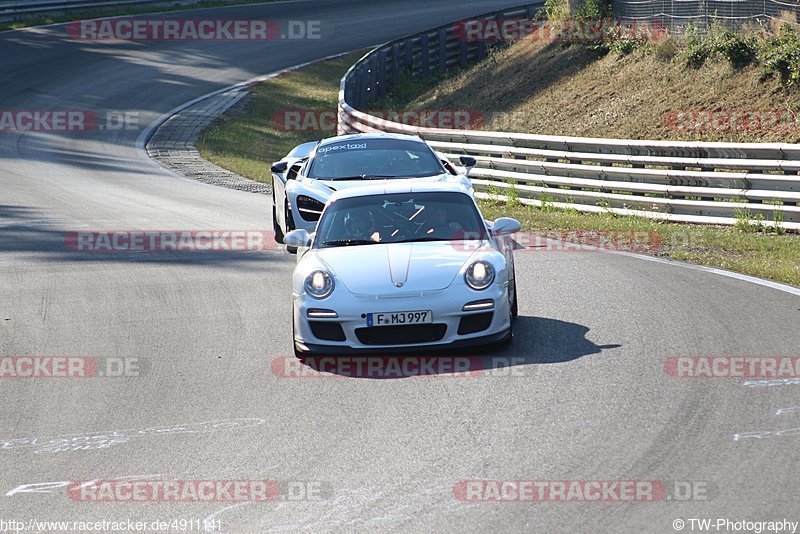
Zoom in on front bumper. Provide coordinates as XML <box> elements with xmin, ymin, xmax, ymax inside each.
<box><xmin>293</xmin><ymin>283</ymin><xmax>511</xmax><ymax>354</ymax></box>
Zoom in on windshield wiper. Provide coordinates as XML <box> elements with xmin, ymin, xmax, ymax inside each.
<box><xmin>325</xmin><ymin>175</ymin><xmax>369</xmax><ymax>181</ymax></box>
<box><xmin>391</xmin><ymin>237</ymin><xmax>452</xmax><ymax>244</ymax></box>
<box><xmin>363</xmin><ymin>174</ymin><xmax>443</xmax><ymax>179</ymax></box>
<box><xmin>321</xmin><ymin>239</ymin><xmax>379</xmax><ymax>247</ymax></box>
<box><xmin>324</xmin><ymin>175</ymin><xmax>414</xmax><ymax>181</ymax></box>
<box><xmin>323</xmin><ymin>174</ymin><xmax>391</xmax><ymax>181</ymax></box>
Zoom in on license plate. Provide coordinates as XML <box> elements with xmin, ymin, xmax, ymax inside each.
<box><xmin>367</xmin><ymin>310</ymin><xmax>432</xmax><ymax>327</ymax></box>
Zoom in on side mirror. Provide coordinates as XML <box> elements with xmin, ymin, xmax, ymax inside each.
<box><xmin>283</xmin><ymin>228</ymin><xmax>311</xmax><ymax>248</ymax></box>
<box><xmin>459</xmin><ymin>156</ymin><xmax>477</xmax><ymax>167</ymax></box>
<box><xmin>458</xmin><ymin>156</ymin><xmax>478</xmax><ymax>176</ymax></box>
<box><xmin>491</xmin><ymin>217</ymin><xmax>521</xmax><ymax>236</ymax></box>
<box><xmin>271</xmin><ymin>161</ymin><xmax>289</xmax><ymax>174</ymax></box>
<box><xmin>459</xmin><ymin>156</ymin><xmax>477</xmax><ymax>175</ymax></box>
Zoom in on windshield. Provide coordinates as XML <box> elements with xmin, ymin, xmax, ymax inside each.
<box><xmin>315</xmin><ymin>191</ymin><xmax>487</xmax><ymax>248</ymax></box>
<box><xmin>307</xmin><ymin>138</ymin><xmax>445</xmax><ymax>179</ymax></box>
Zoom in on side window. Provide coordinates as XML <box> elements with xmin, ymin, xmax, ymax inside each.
<box><xmin>290</xmin><ymin>159</ymin><xmax>308</xmax><ymax>180</ymax></box>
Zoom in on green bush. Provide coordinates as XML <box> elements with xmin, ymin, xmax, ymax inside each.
<box><xmin>573</xmin><ymin>0</ymin><xmax>611</xmax><ymax>21</ymax></box>
<box><xmin>609</xmin><ymin>23</ymin><xmax>657</xmax><ymax>56</ymax></box>
<box><xmin>683</xmin><ymin>45</ymin><xmax>710</xmax><ymax>67</ymax></box>
<box><xmin>574</xmin><ymin>0</ymin><xmax>613</xmax><ymax>53</ymax></box>
<box><xmin>611</xmin><ymin>37</ymin><xmax>638</xmax><ymax>55</ymax></box>
<box><xmin>761</xmin><ymin>26</ymin><xmax>800</xmax><ymax>85</ymax></box>
<box><xmin>717</xmin><ymin>31</ymin><xmax>757</xmax><ymax>68</ymax></box>
<box><xmin>681</xmin><ymin>22</ymin><xmax>757</xmax><ymax>69</ymax></box>
<box><xmin>539</xmin><ymin>0</ymin><xmax>569</xmax><ymax>20</ymax></box>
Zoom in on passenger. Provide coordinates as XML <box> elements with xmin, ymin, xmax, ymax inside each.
<box><xmin>424</xmin><ymin>206</ymin><xmax>463</xmax><ymax>236</ymax></box>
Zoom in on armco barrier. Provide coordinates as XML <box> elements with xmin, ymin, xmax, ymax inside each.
<box><xmin>337</xmin><ymin>3</ymin><xmax>800</xmax><ymax>231</ymax></box>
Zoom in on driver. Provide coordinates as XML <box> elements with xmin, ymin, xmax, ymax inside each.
<box><xmin>344</xmin><ymin>211</ymin><xmax>381</xmax><ymax>242</ymax></box>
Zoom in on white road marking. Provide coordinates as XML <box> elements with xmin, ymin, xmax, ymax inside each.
<box><xmin>0</xmin><ymin>418</ymin><xmax>266</xmax><ymax>453</ymax></box>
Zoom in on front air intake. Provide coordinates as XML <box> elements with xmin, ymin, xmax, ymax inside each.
<box><xmin>296</xmin><ymin>196</ymin><xmax>325</xmax><ymax>222</ymax></box>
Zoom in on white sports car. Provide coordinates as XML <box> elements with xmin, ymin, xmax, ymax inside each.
<box><xmin>270</xmin><ymin>132</ymin><xmax>476</xmax><ymax>247</ymax></box>
<box><xmin>283</xmin><ymin>182</ymin><xmax>521</xmax><ymax>356</ymax></box>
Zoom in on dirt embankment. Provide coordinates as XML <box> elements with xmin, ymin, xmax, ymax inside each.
<box><xmin>403</xmin><ymin>36</ymin><xmax>800</xmax><ymax>143</ymax></box>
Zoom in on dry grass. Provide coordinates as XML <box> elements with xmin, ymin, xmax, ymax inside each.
<box><xmin>403</xmin><ymin>36</ymin><xmax>800</xmax><ymax>143</ymax></box>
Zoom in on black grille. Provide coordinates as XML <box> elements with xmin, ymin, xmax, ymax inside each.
<box><xmin>458</xmin><ymin>312</ymin><xmax>494</xmax><ymax>335</ymax></box>
<box><xmin>297</xmin><ymin>195</ymin><xmax>324</xmax><ymax>222</ymax></box>
<box><xmin>309</xmin><ymin>321</ymin><xmax>346</xmax><ymax>342</ymax></box>
<box><xmin>355</xmin><ymin>324</ymin><xmax>447</xmax><ymax>345</ymax></box>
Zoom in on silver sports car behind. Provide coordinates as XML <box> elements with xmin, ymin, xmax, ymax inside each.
<box><xmin>283</xmin><ymin>182</ymin><xmax>521</xmax><ymax>356</ymax></box>
<box><xmin>270</xmin><ymin>132</ymin><xmax>476</xmax><ymax>248</ymax></box>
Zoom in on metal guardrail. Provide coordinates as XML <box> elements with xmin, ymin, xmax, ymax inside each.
<box><xmin>338</xmin><ymin>2</ymin><xmax>800</xmax><ymax>231</ymax></box>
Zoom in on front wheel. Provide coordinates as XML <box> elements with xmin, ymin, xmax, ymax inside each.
<box><xmin>272</xmin><ymin>195</ymin><xmax>285</xmax><ymax>243</ymax></box>
<box><xmin>491</xmin><ymin>283</ymin><xmax>516</xmax><ymax>349</ymax></box>
<box><xmin>501</xmin><ymin>309</ymin><xmax>514</xmax><ymax>346</ymax></box>
<box><xmin>285</xmin><ymin>200</ymin><xmax>298</xmax><ymax>254</ymax></box>
<box><xmin>510</xmin><ymin>277</ymin><xmax>518</xmax><ymax>319</ymax></box>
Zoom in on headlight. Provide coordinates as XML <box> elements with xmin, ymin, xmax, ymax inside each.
<box><xmin>465</xmin><ymin>261</ymin><xmax>495</xmax><ymax>290</ymax></box>
<box><xmin>304</xmin><ymin>270</ymin><xmax>334</xmax><ymax>299</ymax></box>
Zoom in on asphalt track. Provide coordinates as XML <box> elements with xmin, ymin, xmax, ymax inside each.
<box><xmin>1</xmin><ymin>1</ymin><xmax>800</xmax><ymax>532</ymax></box>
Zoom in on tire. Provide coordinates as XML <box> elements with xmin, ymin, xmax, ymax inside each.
<box><xmin>510</xmin><ymin>277</ymin><xmax>518</xmax><ymax>319</ymax></box>
<box><xmin>285</xmin><ymin>200</ymin><xmax>298</xmax><ymax>255</ymax></box>
<box><xmin>490</xmin><ymin>282</ymin><xmax>516</xmax><ymax>350</ymax></box>
<box><xmin>489</xmin><ymin>324</ymin><xmax>513</xmax><ymax>351</ymax></box>
<box><xmin>506</xmin><ymin>275</ymin><xmax>517</xmax><ymax>343</ymax></box>
<box><xmin>501</xmin><ymin>311</ymin><xmax>514</xmax><ymax>346</ymax></box>
<box><xmin>272</xmin><ymin>193</ymin><xmax>285</xmax><ymax>244</ymax></box>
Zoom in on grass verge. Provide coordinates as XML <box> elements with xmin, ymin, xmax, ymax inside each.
<box><xmin>197</xmin><ymin>48</ymin><xmax>800</xmax><ymax>287</ymax></box>
<box><xmin>480</xmin><ymin>199</ymin><xmax>800</xmax><ymax>286</ymax></box>
<box><xmin>197</xmin><ymin>51</ymin><xmax>363</xmax><ymax>183</ymax></box>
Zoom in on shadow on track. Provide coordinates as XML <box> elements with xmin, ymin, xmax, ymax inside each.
<box><xmin>0</xmin><ymin>203</ymin><xmax>287</xmax><ymax>268</ymax></box>
<box><xmin>291</xmin><ymin>316</ymin><xmax>621</xmax><ymax>379</ymax></box>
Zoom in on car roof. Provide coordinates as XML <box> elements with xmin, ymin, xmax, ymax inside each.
<box><xmin>327</xmin><ymin>182</ymin><xmax>471</xmax><ymax>202</ymax></box>
<box><xmin>317</xmin><ymin>131</ymin><xmax>425</xmax><ymax>146</ymax></box>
